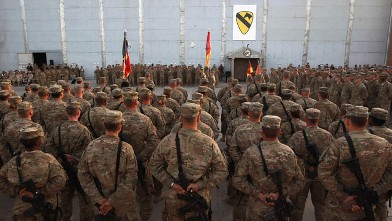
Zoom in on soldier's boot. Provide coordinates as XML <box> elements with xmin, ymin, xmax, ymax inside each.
<box><xmin>232</xmin><ymin>194</ymin><xmax>248</xmax><ymax>221</ymax></box>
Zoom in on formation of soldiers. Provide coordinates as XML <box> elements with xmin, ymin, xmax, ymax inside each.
<box><xmin>94</xmin><ymin>63</ymin><xmax>224</xmax><ymax>88</ymax></box>
<box><xmin>0</xmin><ymin>63</ymin><xmax>391</xmax><ymax>221</ymax></box>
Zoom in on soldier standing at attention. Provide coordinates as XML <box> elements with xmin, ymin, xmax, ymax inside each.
<box><xmin>288</xmin><ymin>108</ymin><xmax>334</xmax><ymax>221</ymax></box>
<box><xmin>280</xmin><ymin>104</ymin><xmax>306</xmax><ymax>144</ymax></box>
<box><xmin>121</xmin><ymin>92</ymin><xmax>159</xmax><ymax>221</ymax></box>
<box><xmin>314</xmin><ymin>87</ymin><xmax>340</xmax><ymax>130</ymax></box>
<box><xmin>232</xmin><ymin>115</ymin><xmax>305</xmax><ymax>221</ymax></box>
<box><xmin>80</xmin><ymin>92</ymin><xmax>109</xmax><ymax>139</ymax></box>
<box><xmin>46</xmin><ymin>101</ymin><xmax>93</xmax><ymax>221</ymax></box>
<box><xmin>41</xmin><ymin>85</ymin><xmax>68</xmax><ymax>136</ymax></box>
<box><xmin>155</xmin><ymin>95</ymin><xmax>177</xmax><ymax>137</ymax></box>
<box><xmin>318</xmin><ymin>106</ymin><xmax>392</xmax><ymax>221</ymax></box>
<box><xmin>0</xmin><ymin>126</ymin><xmax>67</xmax><ymax>220</ymax></box>
<box><xmin>78</xmin><ymin>111</ymin><xmax>141</xmax><ymax>221</ymax></box>
<box><xmin>149</xmin><ymin>103</ymin><xmax>228</xmax><ymax>221</ymax></box>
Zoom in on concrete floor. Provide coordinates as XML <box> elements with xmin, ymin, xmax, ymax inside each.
<box><xmin>0</xmin><ymin>81</ymin><xmax>391</xmax><ymax>220</ymax></box>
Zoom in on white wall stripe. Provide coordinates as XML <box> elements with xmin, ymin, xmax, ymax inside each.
<box><xmin>138</xmin><ymin>0</ymin><xmax>144</xmax><ymax>64</ymax></box>
<box><xmin>59</xmin><ymin>0</ymin><xmax>67</xmax><ymax>64</ymax></box>
<box><xmin>384</xmin><ymin>2</ymin><xmax>392</xmax><ymax>65</ymax></box>
<box><xmin>302</xmin><ymin>0</ymin><xmax>312</xmax><ymax>66</ymax></box>
<box><xmin>344</xmin><ymin>0</ymin><xmax>355</xmax><ymax>66</ymax></box>
<box><xmin>98</xmin><ymin>0</ymin><xmax>106</xmax><ymax>67</ymax></box>
<box><xmin>220</xmin><ymin>0</ymin><xmax>227</xmax><ymax>64</ymax></box>
<box><xmin>261</xmin><ymin>0</ymin><xmax>269</xmax><ymax>69</ymax></box>
<box><xmin>179</xmin><ymin>0</ymin><xmax>185</xmax><ymax>65</ymax></box>
<box><xmin>19</xmin><ymin>0</ymin><xmax>29</xmax><ymax>53</ymax></box>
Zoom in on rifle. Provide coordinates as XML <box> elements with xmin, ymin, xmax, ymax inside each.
<box><xmin>342</xmin><ymin>134</ymin><xmax>378</xmax><ymax>221</ymax></box>
<box><xmin>57</xmin><ymin>125</ymin><xmax>89</xmax><ymax>203</ymax></box>
<box><xmin>257</xmin><ymin>144</ymin><xmax>293</xmax><ymax>221</ymax></box>
<box><xmin>302</xmin><ymin>130</ymin><xmax>320</xmax><ymax>179</ymax></box>
<box><xmin>16</xmin><ymin>156</ymin><xmax>54</xmax><ymax>221</ymax></box>
<box><xmin>174</xmin><ymin>132</ymin><xmax>210</xmax><ymax>221</ymax></box>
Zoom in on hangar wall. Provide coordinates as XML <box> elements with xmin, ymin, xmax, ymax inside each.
<box><xmin>0</xmin><ymin>0</ymin><xmax>391</xmax><ymax>78</ymax></box>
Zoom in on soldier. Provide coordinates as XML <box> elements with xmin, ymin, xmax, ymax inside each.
<box><xmin>349</xmin><ymin>73</ymin><xmax>368</xmax><ymax>106</ymax></box>
<box><xmin>155</xmin><ymin>95</ymin><xmax>177</xmax><ymax>137</ymax></box>
<box><xmin>136</xmin><ymin>77</ymin><xmax>146</xmax><ymax>92</ymax></box>
<box><xmin>276</xmin><ymin>71</ymin><xmax>295</xmax><ymax>96</ymax></box>
<box><xmin>250</xmin><ymin>83</ymin><xmax>268</xmax><ymax>102</ymax></box>
<box><xmin>266</xmin><ymin>89</ymin><xmax>304</xmax><ymax>124</ymax></box>
<box><xmin>288</xmin><ymin>108</ymin><xmax>334</xmax><ymax>221</ymax></box>
<box><xmin>200</xmin><ymin>78</ymin><xmax>217</xmax><ymax>103</ymax></box>
<box><xmin>328</xmin><ymin>103</ymin><xmax>353</xmax><ymax>139</ymax></box>
<box><xmin>83</xmin><ymin>82</ymin><xmax>94</xmax><ymax>101</ymax></box>
<box><xmin>314</xmin><ymin>87</ymin><xmax>340</xmax><ymax>130</ymax></box>
<box><xmin>145</xmin><ymin>73</ymin><xmax>155</xmax><ymax>89</ymax></box>
<box><xmin>176</xmin><ymin>78</ymin><xmax>188</xmax><ymax>100</ymax></box>
<box><xmin>41</xmin><ymin>85</ymin><xmax>68</xmax><ymax>136</ymax></box>
<box><xmin>98</xmin><ymin>77</ymin><xmax>111</xmax><ymax>94</ymax></box>
<box><xmin>0</xmin><ymin>102</ymin><xmax>45</xmax><ymax>165</ymax></box>
<box><xmin>45</xmin><ymin>101</ymin><xmax>93</xmax><ymax>221</ymax></box>
<box><xmin>80</xmin><ymin>92</ymin><xmax>108</xmax><ymax>139</ymax></box>
<box><xmin>280</xmin><ymin>104</ymin><xmax>306</xmax><ymax>144</ymax></box>
<box><xmin>318</xmin><ymin>106</ymin><xmax>392</xmax><ymax>221</ymax></box>
<box><xmin>94</xmin><ymin>66</ymin><xmax>100</xmax><ymax>85</ymax></box>
<box><xmin>340</xmin><ymin>74</ymin><xmax>353</xmax><ymax>105</ymax></box>
<box><xmin>375</xmin><ymin>72</ymin><xmax>392</xmax><ymax>114</ymax></box>
<box><xmin>197</xmin><ymin>86</ymin><xmax>220</xmax><ymax>124</ymax></box>
<box><xmin>163</xmin><ymin>87</ymin><xmax>180</xmax><ymax>116</ymax></box>
<box><xmin>220</xmin><ymin>79</ymin><xmax>239</xmax><ymax>141</ymax></box>
<box><xmin>31</xmin><ymin>86</ymin><xmax>49</xmax><ymax>127</ymax></box>
<box><xmin>226</xmin><ymin>102</ymin><xmax>251</xmax><ymax>147</ymax></box>
<box><xmin>0</xmin><ymin>90</ymin><xmax>11</xmax><ymax>119</ymax></box>
<box><xmin>223</xmin><ymin>84</ymin><xmax>244</xmax><ymax>123</ymax></box>
<box><xmin>296</xmin><ymin>87</ymin><xmax>317</xmax><ymax>110</ymax></box>
<box><xmin>62</xmin><ymin>83</ymin><xmax>74</xmax><ymax>103</ymax></box>
<box><xmin>232</xmin><ymin>115</ymin><xmax>305</xmax><ymax>221</ymax></box>
<box><xmin>228</xmin><ymin>102</ymin><xmax>265</xmax><ymax>221</ymax></box>
<box><xmin>260</xmin><ymin>83</ymin><xmax>282</xmax><ymax>112</ymax></box>
<box><xmin>149</xmin><ymin>103</ymin><xmax>228</xmax><ymax>221</ymax></box>
<box><xmin>228</xmin><ymin>94</ymin><xmax>248</xmax><ymax>123</ymax></box>
<box><xmin>0</xmin><ymin>126</ymin><xmax>67</xmax><ymax>220</ymax></box>
<box><xmin>367</xmin><ymin>108</ymin><xmax>392</xmax><ymax>220</ymax></box>
<box><xmin>24</xmin><ymin>84</ymin><xmax>40</xmax><ymax>103</ymax></box>
<box><xmin>121</xmin><ymin>92</ymin><xmax>159</xmax><ymax>220</ymax></box>
<box><xmin>189</xmin><ymin>98</ymin><xmax>220</xmax><ymax>140</ymax></box>
<box><xmin>169</xmin><ymin>79</ymin><xmax>185</xmax><ymax>105</ymax></box>
<box><xmin>70</xmin><ymin>84</ymin><xmax>91</xmax><ymax>117</ymax></box>
<box><xmin>329</xmin><ymin>74</ymin><xmax>343</xmax><ymax>107</ymax></box>
<box><xmin>247</xmin><ymin>74</ymin><xmax>264</xmax><ymax>100</ymax></box>
<box><xmin>138</xmin><ymin>88</ymin><xmax>166</xmax><ymax>139</ymax></box>
<box><xmin>107</xmin><ymin>88</ymin><xmax>126</xmax><ymax>112</ymax></box>
<box><xmin>78</xmin><ymin>111</ymin><xmax>141</xmax><ymax>221</ymax></box>
<box><xmin>0</xmin><ymin>81</ymin><xmax>17</xmax><ymax>96</ymax></box>
<box><xmin>1</xmin><ymin>96</ymin><xmax>22</xmax><ymax>133</ymax></box>
<box><xmin>217</xmin><ymin>77</ymin><xmax>233</xmax><ymax>105</ymax></box>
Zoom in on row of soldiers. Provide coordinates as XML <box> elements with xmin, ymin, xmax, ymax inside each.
<box><xmin>94</xmin><ymin>63</ymin><xmax>224</xmax><ymax>88</ymax></box>
<box><xmin>0</xmin><ymin>66</ymin><xmax>391</xmax><ymax>221</ymax></box>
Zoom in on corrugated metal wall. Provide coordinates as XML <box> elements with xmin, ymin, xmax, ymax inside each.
<box><xmin>0</xmin><ymin>0</ymin><xmax>390</xmax><ymax>78</ymax></box>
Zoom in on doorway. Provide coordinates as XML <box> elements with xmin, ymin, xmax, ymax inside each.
<box><xmin>233</xmin><ymin>58</ymin><xmax>259</xmax><ymax>81</ymax></box>
<box><xmin>33</xmin><ymin>53</ymin><xmax>47</xmax><ymax>68</ymax></box>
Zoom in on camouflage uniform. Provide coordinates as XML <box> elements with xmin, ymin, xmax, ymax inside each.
<box><xmin>45</xmin><ymin>105</ymin><xmax>93</xmax><ymax>221</ymax></box>
<box><xmin>171</xmin><ymin>121</ymin><xmax>214</xmax><ymax>139</ymax></box>
<box><xmin>340</xmin><ymin>80</ymin><xmax>353</xmax><ymax>105</ymax></box>
<box><xmin>1</xmin><ymin>96</ymin><xmax>22</xmax><ymax>133</ymax></box>
<box><xmin>288</xmin><ymin>109</ymin><xmax>334</xmax><ymax>221</ymax></box>
<box><xmin>375</xmin><ymin>74</ymin><xmax>392</xmax><ymax>113</ymax></box>
<box><xmin>280</xmin><ymin>118</ymin><xmax>306</xmax><ymax>144</ymax></box>
<box><xmin>41</xmin><ymin>86</ymin><xmax>68</xmax><ymax>136</ymax></box>
<box><xmin>122</xmin><ymin>92</ymin><xmax>159</xmax><ymax>220</ymax></box>
<box><xmin>148</xmin><ymin>103</ymin><xmax>227</xmax><ymax>221</ymax></box>
<box><xmin>80</xmin><ymin>93</ymin><xmax>109</xmax><ymax>139</ymax></box>
<box><xmin>349</xmin><ymin>81</ymin><xmax>368</xmax><ymax>106</ymax></box>
<box><xmin>296</xmin><ymin>97</ymin><xmax>317</xmax><ymax>111</ymax></box>
<box><xmin>31</xmin><ymin>89</ymin><xmax>49</xmax><ymax>127</ymax></box>
<box><xmin>318</xmin><ymin>106</ymin><xmax>392</xmax><ymax>221</ymax></box>
<box><xmin>0</xmin><ymin>126</ymin><xmax>67</xmax><ymax>221</ymax></box>
<box><xmin>0</xmin><ymin>91</ymin><xmax>11</xmax><ymax>118</ymax></box>
<box><xmin>266</xmin><ymin>90</ymin><xmax>304</xmax><ymax>124</ymax></box>
<box><xmin>70</xmin><ymin>97</ymin><xmax>91</xmax><ymax>117</ymax></box>
<box><xmin>314</xmin><ymin>95</ymin><xmax>340</xmax><ymax>130</ymax></box>
<box><xmin>78</xmin><ymin>111</ymin><xmax>140</xmax><ymax>221</ymax></box>
<box><xmin>139</xmin><ymin>103</ymin><xmax>166</xmax><ymax>139</ymax></box>
<box><xmin>225</xmin><ymin>102</ymin><xmax>251</xmax><ymax>146</ymax></box>
<box><xmin>232</xmin><ymin>116</ymin><xmax>305</xmax><ymax>221</ymax></box>
<box><xmin>155</xmin><ymin>95</ymin><xmax>177</xmax><ymax>137</ymax></box>
<box><xmin>327</xmin><ymin>104</ymin><xmax>353</xmax><ymax>139</ymax></box>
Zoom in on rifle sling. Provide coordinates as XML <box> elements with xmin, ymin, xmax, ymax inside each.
<box><xmin>115</xmin><ymin>102</ymin><xmax>123</xmax><ymax>110</ymax></box>
<box><xmin>302</xmin><ymin>98</ymin><xmax>308</xmax><ymax>110</ymax></box>
<box><xmin>175</xmin><ymin>132</ymin><xmax>186</xmax><ymax>183</ymax></box>
<box><xmin>87</xmin><ymin>109</ymin><xmax>98</xmax><ymax>138</ymax></box>
<box><xmin>257</xmin><ymin>144</ymin><xmax>270</xmax><ymax>176</ymax></box>
<box><xmin>280</xmin><ymin>101</ymin><xmax>291</xmax><ymax>122</ymax></box>
<box><xmin>302</xmin><ymin>130</ymin><xmax>317</xmax><ymax>161</ymax></box>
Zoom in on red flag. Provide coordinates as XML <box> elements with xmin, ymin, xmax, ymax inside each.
<box><xmin>255</xmin><ymin>61</ymin><xmax>262</xmax><ymax>75</ymax></box>
<box><xmin>122</xmin><ymin>30</ymin><xmax>131</xmax><ymax>78</ymax></box>
<box><xmin>205</xmin><ymin>31</ymin><xmax>211</xmax><ymax>68</ymax></box>
<box><xmin>246</xmin><ymin>61</ymin><xmax>253</xmax><ymax>76</ymax></box>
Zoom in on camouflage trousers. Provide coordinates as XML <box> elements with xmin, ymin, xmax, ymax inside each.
<box><xmin>325</xmin><ymin>212</ymin><xmax>368</xmax><ymax>221</ymax></box>
<box><xmin>60</xmin><ymin>180</ymin><xmax>93</xmax><ymax>221</ymax></box>
<box><xmin>290</xmin><ymin>180</ymin><xmax>326</xmax><ymax>221</ymax></box>
<box><xmin>233</xmin><ymin>193</ymin><xmax>248</xmax><ymax>221</ymax></box>
<box><xmin>374</xmin><ymin>194</ymin><xmax>388</xmax><ymax>221</ymax></box>
<box><xmin>136</xmin><ymin>181</ymin><xmax>153</xmax><ymax>221</ymax></box>
<box><xmin>13</xmin><ymin>210</ymin><xmax>61</xmax><ymax>221</ymax></box>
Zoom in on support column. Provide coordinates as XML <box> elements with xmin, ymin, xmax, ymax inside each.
<box><xmin>138</xmin><ymin>0</ymin><xmax>144</xmax><ymax>64</ymax></box>
<box><xmin>179</xmin><ymin>0</ymin><xmax>185</xmax><ymax>65</ymax></box>
<box><xmin>98</xmin><ymin>0</ymin><xmax>106</xmax><ymax>67</ymax></box>
<box><xmin>301</xmin><ymin>0</ymin><xmax>312</xmax><ymax>66</ymax></box>
<box><xmin>261</xmin><ymin>0</ymin><xmax>269</xmax><ymax>69</ymax></box>
<box><xmin>220</xmin><ymin>0</ymin><xmax>227</xmax><ymax>64</ymax></box>
<box><xmin>19</xmin><ymin>0</ymin><xmax>29</xmax><ymax>53</ymax></box>
<box><xmin>59</xmin><ymin>0</ymin><xmax>67</xmax><ymax>64</ymax></box>
<box><xmin>344</xmin><ymin>0</ymin><xmax>355</xmax><ymax>67</ymax></box>
<box><xmin>385</xmin><ymin>2</ymin><xmax>392</xmax><ymax>65</ymax></box>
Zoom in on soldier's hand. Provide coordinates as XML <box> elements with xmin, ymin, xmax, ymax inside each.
<box><xmin>187</xmin><ymin>183</ymin><xmax>200</xmax><ymax>192</ymax></box>
<box><xmin>19</xmin><ymin>187</ymin><xmax>33</xmax><ymax>198</ymax></box>
<box><xmin>172</xmin><ymin>183</ymin><xmax>186</xmax><ymax>194</ymax></box>
<box><xmin>99</xmin><ymin>201</ymin><xmax>114</xmax><ymax>215</ymax></box>
<box><xmin>64</xmin><ymin>154</ymin><xmax>73</xmax><ymax>162</ymax></box>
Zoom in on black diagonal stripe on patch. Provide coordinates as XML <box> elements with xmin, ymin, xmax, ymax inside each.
<box><xmin>236</xmin><ymin>13</ymin><xmax>251</xmax><ymax>29</ymax></box>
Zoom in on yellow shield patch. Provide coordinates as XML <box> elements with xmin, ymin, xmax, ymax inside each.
<box><xmin>236</xmin><ymin>11</ymin><xmax>254</xmax><ymax>35</ymax></box>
